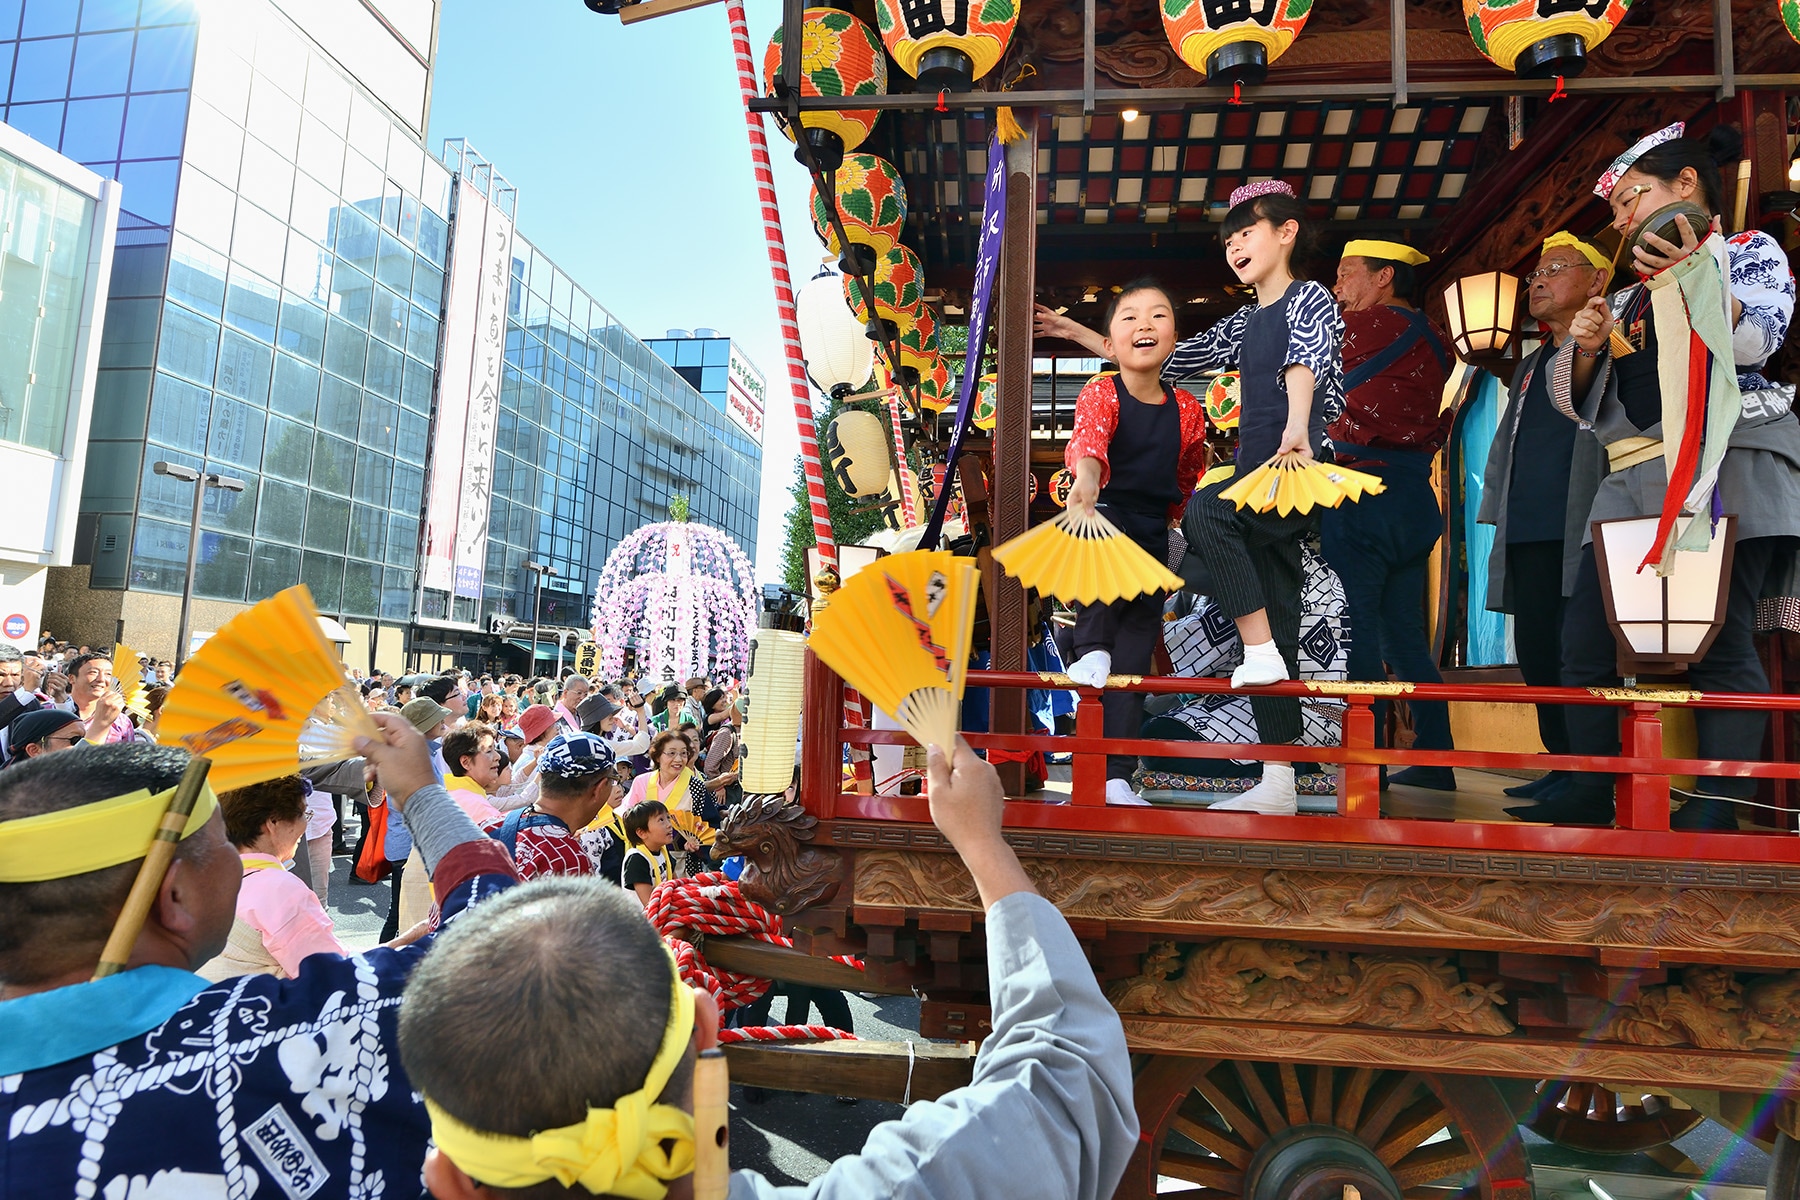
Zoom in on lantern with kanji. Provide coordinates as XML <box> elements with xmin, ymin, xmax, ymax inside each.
<box><xmin>1463</xmin><ymin>0</ymin><xmax>1635</xmax><ymax>79</ymax></box>
<box><xmin>917</xmin><ymin>354</ymin><xmax>954</xmax><ymax>414</ymax></box>
<box><xmin>825</xmin><ymin>409</ymin><xmax>894</xmax><ymax>498</ymax></box>
<box><xmin>843</xmin><ymin>245</ymin><xmax>924</xmax><ymax>340</ymax></box>
<box><xmin>763</xmin><ymin>8</ymin><xmax>888</xmax><ymax>171</ymax></box>
<box><xmin>1161</xmin><ymin>0</ymin><xmax>1312</xmax><ymax>86</ymax></box>
<box><xmin>1047</xmin><ymin>467</ymin><xmax>1074</xmax><ymax>507</ymax></box>
<box><xmin>872</xmin><ymin>0</ymin><xmax>1021</xmax><ymax>91</ymax></box>
<box><xmin>972</xmin><ymin>372</ymin><xmax>999</xmax><ymax>430</ymax></box>
<box><xmin>897</xmin><ymin>304</ymin><xmax>940</xmax><ymax>383</ymax></box>
<box><xmin>1204</xmin><ymin>370</ymin><xmax>1241</xmax><ymax>430</ymax></box>
<box><xmin>810</xmin><ymin>153</ymin><xmax>908</xmax><ymax>276</ymax></box>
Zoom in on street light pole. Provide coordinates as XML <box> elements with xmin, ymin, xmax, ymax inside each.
<box><xmin>155</xmin><ymin>461</ymin><xmax>246</xmax><ymax>671</ymax></box>
<box><xmin>522</xmin><ymin>560</ymin><xmax>558</xmax><ymax>677</ymax></box>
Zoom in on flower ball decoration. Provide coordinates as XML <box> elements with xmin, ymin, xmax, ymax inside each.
<box><xmin>1782</xmin><ymin>0</ymin><xmax>1800</xmax><ymax>43</ymax></box>
<box><xmin>1204</xmin><ymin>370</ymin><xmax>1241</xmax><ymax>431</ymax></box>
<box><xmin>763</xmin><ymin>8</ymin><xmax>888</xmax><ymax>171</ymax></box>
<box><xmin>1463</xmin><ymin>0</ymin><xmax>1635</xmax><ymax>79</ymax></box>
<box><xmin>1162</xmin><ymin>0</ymin><xmax>1312</xmax><ymax>86</ymax></box>
<box><xmin>896</xmin><ymin>303</ymin><xmax>941</xmax><ymax>382</ymax></box>
<box><xmin>972</xmin><ymin>372</ymin><xmax>999</xmax><ymax>431</ymax></box>
<box><xmin>592</xmin><ymin>520</ymin><xmax>758</xmax><ymax>685</ymax></box>
<box><xmin>843</xmin><ymin>244</ymin><xmax>925</xmax><ymax>340</ymax></box>
<box><xmin>872</xmin><ymin>0</ymin><xmax>1021</xmax><ymax>91</ymax></box>
<box><xmin>1047</xmin><ymin>467</ymin><xmax>1074</xmax><ymax>507</ymax></box>
<box><xmin>917</xmin><ymin>354</ymin><xmax>954</xmax><ymax>414</ymax></box>
<box><xmin>809</xmin><ymin>153</ymin><xmax>908</xmax><ymax>276</ymax></box>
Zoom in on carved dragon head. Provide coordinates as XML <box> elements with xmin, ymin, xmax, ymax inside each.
<box><xmin>713</xmin><ymin>792</ymin><xmax>838</xmax><ymax>916</ymax></box>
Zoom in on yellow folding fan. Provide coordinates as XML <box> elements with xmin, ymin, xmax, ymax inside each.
<box><xmin>670</xmin><ymin>808</ymin><xmax>716</xmax><ymax>848</ymax></box>
<box><xmin>807</xmin><ymin>549</ymin><xmax>979</xmax><ymax>754</ymax></box>
<box><xmin>1219</xmin><ymin>452</ymin><xmax>1387</xmax><ymax>517</ymax></box>
<box><xmin>991</xmin><ymin>507</ymin><xmax>1184</xmax><ymax>605</ymax></box>
<box><xmin>158</xmin><ymin>585</ymin><xmax>380</xmax><ymax>791</ymax></box>
<box><xmin>111</xmin><ymin>642</ymin><xmax>150</xmax><ymax>722</ymax></box>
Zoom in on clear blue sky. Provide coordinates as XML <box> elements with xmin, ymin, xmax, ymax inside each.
<box><xmin>428</xmin><ymin>0</ymin><xmax>827</xmax><ymax>584</ymax></box>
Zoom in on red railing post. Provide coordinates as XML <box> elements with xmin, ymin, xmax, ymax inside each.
<box><xmin>800</xmin><ymin>649</ymin><xmax>844</xmax><ymax>821</ymax></box>
<box><xmin>1615</xmin><ymin>701</ymin><xmax>1670</xmax><ymax>830</ymax></box>
<box><xmin>1339</xmin><ymin>694</ymin><xmax>1381</xmax><ymax>819</ymax></box>
<box><xmin>1072</xmin><ymin>686</ymin><xmax>1106</xmax><ymax>805</ymax></box>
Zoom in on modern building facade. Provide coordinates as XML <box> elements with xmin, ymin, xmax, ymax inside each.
<box><xmin>14</xmin><ymin>0</ymin><xmax>762</xmax><ymax>674</ymax></box>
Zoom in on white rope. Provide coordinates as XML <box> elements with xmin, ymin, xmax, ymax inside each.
<box><xmin>901</xmin><ymin>1040</ymin><xmax>916</xmax><ymax>1108</ymax></box>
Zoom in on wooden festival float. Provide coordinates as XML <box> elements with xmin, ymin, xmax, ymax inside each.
<box><xmin>602</xmin><ymin>0</ymin><xmax>1800</xmax><ymax>1194</ymax></box>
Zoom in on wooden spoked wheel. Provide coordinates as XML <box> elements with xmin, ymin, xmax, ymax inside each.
<box><xmin>1526</xmin><ymin>1081</ymin><xmax>1703</xmax><ymax>1155</ymax></box>
<box><xmin>1122</xmin><ymin>1057</ymin><xmax>1534</xmax><ymax>1200</ymax></box>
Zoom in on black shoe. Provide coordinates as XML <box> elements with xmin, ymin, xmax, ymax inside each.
<box><xmin>1670</xmin><ymin>791</ymin><xmax>1740</xmax><ymax>831</ymax></box>
<box><xmin>1503</xmin><ymin>771</ymin><xmax>1568</xmax><ymax>799</ymax></box>
<box><xmin>1388</xmin><ymin>765</ymin><xmax>1457</xmax><ymax>791</ymax></box>
<box><xmin>1507</xmin><ymin>786</ymin><xmax>1614</xmax><ymax>826</ymax></box>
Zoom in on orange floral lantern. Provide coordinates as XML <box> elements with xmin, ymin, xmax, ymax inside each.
<box><xmin>1780</xmin><ymin>0</ymin><xmax>1799</xmax><ymax>42</ymax></box>
<box><xmin>972</xmin><ymin>372</ymin><xmax>999</xmax><ymax>431</ymax></box>
<box><xmin>872</xmin><ymin>0</ymin><xmax>1021</xmax><ymax>90</ymax></box>
<box><xmin>917</xmin><ymin>354</ymin><xmax>953</xmax><ymax>414</ymax></box>
<box><xmin>843</xmin><ymin>245</ymin><xmax>925</xmax><ymax>340</ymax></box>
<box><xmin>1463</xmin><ymin>0</ymin><xmax>1635</xmax><ymax>78</ymax></box>
<box><xmin>896</xmin><ymin>304</ymin><xmax>940</xmax><ymax>381</ymax></box>
<box><xmin>1204</xmin><ymin>370</ymin><xmax>1241</xmax><ymax>431</ymax></box>
<box><xmin>810</xmin><ymin>153</ymin><xmax>908</xmax><ymax>276</ymax></box>
<box><xmin>1161</xmin><ymin>0</ymin><xmax>1311</xmax><ymax>85</ymax></box>
<box><xmin>763</xmin><ymin>8</ymin><xmax>888</xmax><ymax>170</ymax></box>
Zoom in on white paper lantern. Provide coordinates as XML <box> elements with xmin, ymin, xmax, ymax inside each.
<box><xmin>741</xmin><ymin>628</ymin><xmax>806</xmax><ymax>794</ymax></box>
<box><xmin>797</xmin><ymin>272</ymin><xmax>873</xmax><ymax>401</ymax></box>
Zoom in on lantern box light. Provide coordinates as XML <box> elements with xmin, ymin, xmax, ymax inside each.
<box><xmin>1463</xmin><ymin>0</ymin><xmax>1635</xmax><ymax>79</ymax></box>
<box><xmin>763</xmin><ymin>8</ymin><xmax>888</xmax><ymax>171</ymax></box>
<box><xmin>1443</xmin><ymin>270</ymin><xmax>1521</xmax><ymax>364</ymax></box>
<box><xmin>1591</xmin><ymin>514</ymin><xmax>1736</xmax><ymax>673</ymax></box>
<box><xmin>872</xmin><ymin>0</ymin><xmax>1021</xmax><ymax>91</ymax></box>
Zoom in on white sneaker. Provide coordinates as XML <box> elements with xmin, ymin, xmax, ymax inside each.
<box><xmin>1066</xmin><ymin>649</ymin><xmax>1112</xmax><ymax>688</ymax></box>
<box><xmin>1208</xmin><ymin>764</ymin><xmax>1298</xmax><ymax>815</ymax></box>
<box><xmin>1105</xmin><ymin>778</ymin><xmax>1150</xmax><ymax>806</ymax></box>
<box><xmin>1230</xmin><ymin>656</ymin><xmax>1288</xmax><ymax>688</ymax></box>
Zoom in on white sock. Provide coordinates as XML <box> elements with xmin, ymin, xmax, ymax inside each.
<box><xmin>1067</xmin><ymin>649</ymin><xmax>1112</xmax><ymax>688</ymax></box>
<box><xmin>1106</xmin><ymin>778</ymin><xmax>1150</xmax><ymax>806</ymax></box>
<box><xmin>1230</xmin><ymin>640</ymin><xmax>1289</xmax><ymax>688</ymax></box>
<box><xmin>1210</xmin><ymin>763</ymin><xmax>1298</xmax><ymax>814</ymax></box>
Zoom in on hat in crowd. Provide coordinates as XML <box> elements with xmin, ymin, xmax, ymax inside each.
<box><xmin>1227</xmin><ymin>179</ymin><xmax>1295</xmax><ymax>209</ymax></box>
<box><xmin>1541</xmin><ymin>230</ymin><xmax>1609</xmax><ymax>272</ymax></box>
<box><xmin>684</xmin><ymin>677</ymin><xmax>707</xmax><ymax>692</ymax></box>
<box><xmin>575</xmin><ymin>693</ymin><xmax>619</xmax><ymax>731</ymax></box>
<box><xmin>513</xmin><ymin>704</ymin><xmax>560</xmax><ymax>744</ymax></box>
<box><xmin>401</xmin><ymin>697</ymin><xmax>453</xmax><ymax>736</ymax></box>
<box><xmin>6</xmin><ymin>709</ymin><xmax>84</xmax><ymax>765</ymax></box>
<box><xmin>1594</xmin><ymin>120</ymin><xmax>1684</xmax><ymax>200</ymax></box>
<box><xmin>1341</xmin><ymin>239</ymin><xmax>1429</xmax><ymax>267</ymax></box>
<box><xmin>535</xmin><ymin>731</ymin><xmax>615</xmax><ymax>779</ymax></box>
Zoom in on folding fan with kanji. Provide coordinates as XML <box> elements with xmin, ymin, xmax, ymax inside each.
<box><xmin>1219</xmin><ymin>452</ymin><xmax>1387</xmax><ymax>517</ymax></box>
<box><xmin>991</xmin><ymin>507</ymin><xmax>1184</xmax><ymax>605</ymax></box>
<box><xmin>158</xmin><ymin>585</ymin><xmax>380</xmax><ymax>791</ymax></box>
<box><xmin>807</xmin><ymin>549</ymin><xmax>979</xmax><ymax>754</ymax></box>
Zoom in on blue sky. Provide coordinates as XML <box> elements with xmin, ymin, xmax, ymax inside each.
<box><xmin>428</xmin><ymin>0</ymin><xmax>826</xmax><ymax>584</ymax></box>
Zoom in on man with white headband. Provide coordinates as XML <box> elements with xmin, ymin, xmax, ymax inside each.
<box><xmin>0</xmin><ymin>715</ymin><xmax>520</xmax><ymax>1198</ymax></box>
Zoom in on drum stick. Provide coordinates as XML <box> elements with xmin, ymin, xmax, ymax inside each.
<box><xmin>91</xmin><ymin>756</ymin><xmax>212</xmax><ymax>980</ymax></box>
<box><xmin>692</xmin><ymin>1048</ymin><xmax>730</xmax><ymax>1200</ymax></box>
<box><xmin>1606</xmin><ymin>186</ymin><xmax>1651</xmax><ymax>358</ymax></box>
<box><xmin>1732</xmin><ymin>159</ymin><xmax>1753</xmax><ymax>233</ymax></box>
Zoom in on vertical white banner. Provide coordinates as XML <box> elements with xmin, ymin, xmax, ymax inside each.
<box><xmin>452</xmin><ymin>203</ymin><xmax>513</xmax><ymax>598</ymax></box>
<box><xmin>422</xmin><ymin>178</ymin><xmax>485</xmax><ymax>595</ymax></box>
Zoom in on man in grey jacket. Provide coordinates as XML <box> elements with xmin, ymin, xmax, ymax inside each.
<box><xmin>1476</xmin><ymin>233</ymin><xmax>1611</xmax><ymax>805</ymax></box>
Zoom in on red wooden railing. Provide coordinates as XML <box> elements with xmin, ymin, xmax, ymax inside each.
<box><xmin>798</xmin><ymin>653</ymin><xmax>1800</xmax><ymax>863</ymax></box>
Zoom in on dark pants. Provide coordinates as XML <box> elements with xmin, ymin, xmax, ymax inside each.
<box><xmin>380</xmin><ymin>859</ymin><xmax>406</xmax><ymax>941</ymax></box>
<box><xmin>1506</xmin><ymin>540</ymin><xmax>1571</xmax><ymax>756</ymax></box>
<box><xmin>736</xmin><ymin>982</ymin><xmax>855</xmax><ymax>1033</ymax></box>
<box><xmin>1071</xmin><ymin>504</ymin><xmax>1168</xmax><ymax>781</ymax></box>
<box><xmin>1183</xmin><ymin>475</ymin><xmax>1311</xmax><ymax>745</ymax></box>
<box><xmin>1562</xmin><ymin>536</ymin><xmax>1790</xmax><ymax>797</ymax></box>
<box><xmin>1320</xmin><ymin>469</ymin><xmax>1450</xmax><ymax>750</ymax></box>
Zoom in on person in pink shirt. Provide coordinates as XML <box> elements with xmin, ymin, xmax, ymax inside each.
<box><xmin>441</xmin><ymin>723</ymin><xmax>508</xmax><ymax>827</ymax></box>
<box><xmin>65</xmin><ymin>652</ymin><xmax>133</xmax><ymax>745</ymax></box>
<box><xmin>551</xmin><ymin>673</ymin><xmax>591</xmax><ymax>732</ymax></box>
<box><xmin>198</xmin><ymin>776</ymin><xmax>423</xmax><ymax>981</ymax></box>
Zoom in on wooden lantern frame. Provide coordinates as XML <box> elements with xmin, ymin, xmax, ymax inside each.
<box><xmin>1590</xmin><ymin>513</ymin><xmax>1738</xmax><ymax>675</ymax></box>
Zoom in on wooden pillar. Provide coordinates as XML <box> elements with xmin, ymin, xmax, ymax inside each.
<box><xmin>1615</xmin><ymin>701</ymin><xmax>1670</xmax><ymax>830</ymax></box>
<box><xmin>988</xmin><ymin>118</ymin><xmax>1038</xmax><ymax>796</ymax></box>
<box><xmin>1339</xmin><ymin>697</ymin><xmax>1381</xmax><ymax>819</ymax></box>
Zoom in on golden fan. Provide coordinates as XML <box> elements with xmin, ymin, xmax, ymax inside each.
<box><xmin>1219</xmin><ymin>452</ymin><xmax>1387</xmax><ymax>517</ymax></box>
<box><xmin>991</xmin><ymin>507</ymin><xmax>1184</xmax><ymax>605</ymax></box>
<box><xmin>670</xmin><ymin>808</ymin><xmax>717</xmax><ymax>848</ymax></box>
<box><xmin>111</xmin><ymin>642</ymin><xmax>150</xmax><ymax>722</ymax></box>
<box><xmin>807</xmin><ymin>549</ymin><xmax>979</xmax><ymax>754</ymax></box>
<box><xmin>158</xmin><ymin>586</ymin><xmax>380</xmax><ymax>791</ymax></box>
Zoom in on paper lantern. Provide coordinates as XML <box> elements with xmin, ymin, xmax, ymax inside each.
<box><xmin>843</xmin><ymin>245</ymin><xmax>924</xmax><ymax>340</ymax></box>
<box><xmin>1463</xmin><ymin>0</ymin><xmax>1635</xmax><ymax>79</ymax></box>
<box><xmin>973</xmin><ymin>372</ymin><xmax>999</xmax><ymax>430</ymax></box>
<box><xmin>1443</xmin><ymin>270</ymin><xmax>1521</xmax><ymax>358</ymax></box>
<box><xmin>917</xmin><ymin>354</ymin><xmax>953</xmax><ymax>414</ymax></box>
<box><xmin>872</xmin><ymin>0</ymin><xmax>1021</xmax><ymax>90</ymax></box>
<box><xmin>1204</xmin><ymin>370</ymin><xmax>1241</xmax><ymax>431</ymax></box>
<box><xmin>897</xmin><ymin>304</ymin><xmax>940</xmax><ymax>379</ymax></box>
<box><xmin>1047</xmin><ymin>467</ymin><xmax>1074</xmax><ymax>507</ymax></box>
<box><xmin>797</xmin><ymin>271</ymin><xmax>873</xmax><ymax>401</ymax></box>
<box><xmin>763</xmin><ymin>8</ymin><xmax>888</xmax><ymax>170</ymax></box>
<box><xmin>826</xmin><ymin>409</ymin><xmax>895</xmax><ymax>497</ymax></box>
<box><xmin>1161</xmin><ymin>0</ymin><xmax>1311</xmax><ymax>85</ymax></box>
<box><xmin>740</xmin><ymin>628</ymin><xmax>806</xmax><ymax>793</ymax></box>
<box><xmin>1027</xmin><ymin>471</ymin><xmax>1038</xmax><ymax>501</ymax></box>
<box><xmin>1786</xmin><ymin>0</ymin><xmax>1800</xmax><ymax>44</ymax></box>
<box><xmin>881</xmin><ymin>465</ymin><xmax>926</xmax><ymax>531</ymax></box>
<box><xmin>810</xmin><ymin>153</ymin><xmax>908</xmax><ymax>275</ymax></box>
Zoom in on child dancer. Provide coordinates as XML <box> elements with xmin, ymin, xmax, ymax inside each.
<box><xmin>1172</xmin><ymin>180</ymin><xmax>1344</xmax><ymax>815</ymax></box>
<box><xmin>1060</xmin><ymin>280</ymin><xmax>1209</xmax><ymax>806</ymax></box>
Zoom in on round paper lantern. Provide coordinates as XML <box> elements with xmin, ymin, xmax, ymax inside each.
<box><xmin>881</xmin><ymin>465</ymin><xmax>925</xmax><ymax>531</ymax></box>
<box><xmin>763</xmin><ymin>8</ymin><xmax>888</xmax><ymax>171</ymax></box>
<box><xmin>929</xmin><ymin>463</ymin><xmax>967</xmax><ymax>526</ymax></box>
<box><xmin>897</xmin><ymin>304</ymin><xmax>940</xmax><ymax>379</ymax></box>
<box><xmin>1463</xmin><ymin>0</ymin><xmax>1634</xmax><ymax>79</ymax></box>
<box><xmin>872</xmin><ymin>0</ymin><xmax>1020</xmax><ymax>91</ymax></box>
<box><xmin>1786</xmin><ymin>0</ymin><xmax>1800</xmax><ymax>43</ymax></box>
<box><xmin>796</xmin><ymin>271</ymin><xmax>873</xmax><ymax>401</ymax></box>
<box><xmin>1203</xmin><ymin>370</ymin><xmax>1241</xmax><ymax>431</ymax></box>
<box><xmin>972</xmin><ymin>372</ymin><xmax>999</xmax><ymax>431</ymax></box>
<box><xmin>917</xmin><ymin>354</ymin><xmax>953</xmax><ymax>414</ymax></box>
<box><xmin>810</xmin><ymin>153</ymin><xmax>907</xmax><ymax>275</ymax></box>
<box><xmin>825</xmin><ymin>409</ymin><xmax>894</xmax><ymax>498</ymax></box>
<box><xmin>843</xmin><ymin>245</ymin><xmax>924</xmax><ymax>340</ymax></box>
<box><xmin>1027</xmin><ymin>471</ymin><xmax>1039</xmax><ymax>502</ymax></box>
<box><xmin>1047</xmin><ymin>467</ymin><xmax>1074</xmax><ymax>507</ymax></box>
<box><xmin>1162</xmin><ymin>0</ymin><xmax>1310</xmax><ymax>85</ymax></box>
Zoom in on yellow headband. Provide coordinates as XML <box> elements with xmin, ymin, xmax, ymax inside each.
<box><xmin>426</xmin><ymin>946</ymin><xmax>697</xmax><ymax>1200</ymax></box>
<box><xmin>0</xmin><ymin>782</ymin><xmax>218</xmax><ymax>883</ymax></box>
<box><xmin>1342</xmin><ymin>239</ymin><xmax>1429</xmax><ymax>267</ymax></box>
<box><xmin>1541</xmin><ymin>231</ymin><xmax>1608</xmax><ymax>272</ymax></box>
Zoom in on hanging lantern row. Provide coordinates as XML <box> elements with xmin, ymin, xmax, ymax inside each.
<box><xmin>1463</xmin><ymin>0</ymin><xmax>1635</xmax><ymax>79</ymax></box>
<box><xmin>872</xmin><ymin>0</ymin><xmax>1022</xmax><ymax>91</ymax></box>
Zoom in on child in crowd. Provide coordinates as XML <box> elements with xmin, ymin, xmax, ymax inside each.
<box><xmin>1058</xmin><ymin>279</ymin><xmax>1209</xmax><ymax>806</ymax></box>
<box><xmin>619</xmin><ymin>798</ymin><xmax>677</xmax><ymax>907</ymax></box>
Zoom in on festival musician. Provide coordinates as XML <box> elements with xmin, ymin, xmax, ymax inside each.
<box><xmin>1545</xmin><ymin>124</ymin><xmax>1798</xmax><ymax>829</ymax></box>
<box><xmin>0</xmin><ymin>714</ymin><xmax>519</xmax><ymax>1197</ymax></box>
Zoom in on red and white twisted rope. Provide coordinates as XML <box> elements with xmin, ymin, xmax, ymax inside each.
<box><xmin>717</xmin><ymin>1025</ymin><xmax>858</xmax><ymax>1044</ymax></box>
<box><xmin>725</xmin><ymin>0</ymin><xmax>835</xmax><ymax>568</ymax></box>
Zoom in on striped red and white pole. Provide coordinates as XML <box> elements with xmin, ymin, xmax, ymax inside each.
<box><xmin>725</xmin><ymin>0</ymin><xmax>836</xmax><ymax>568</ymax></box>
<box><xmin>885</xmin><ymin>390</ymin><xmax>916</xmax><ymax>526</ymax></box>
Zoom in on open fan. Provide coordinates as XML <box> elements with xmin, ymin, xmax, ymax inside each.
<box><xmin>1219</xmin><ymin>452</ymin><xmax>1387</xmax><ymax>517</ymax></box>
<box><xmin>111</xmin><ymin>642</ymin><xmax>150</xmax><ymax>722</ymax></box>
<box><xmin>670</xmin><ymin>808</ymin><xmax>716</xmax><ymax>848</ymax></box>
<box><xmin>992</xmin><ymin>508</ymin><xmax>1185</xmax><ymax>605</ymax></box>
<box><xmin>158</xmin><ymin>586</ymin><xmax>380</xmax><ymax>791</ymax></box>
<box><xmin>807</xmin><ymin>549</ymin><xmax>979</xmax><ymax>754</ymax></box>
